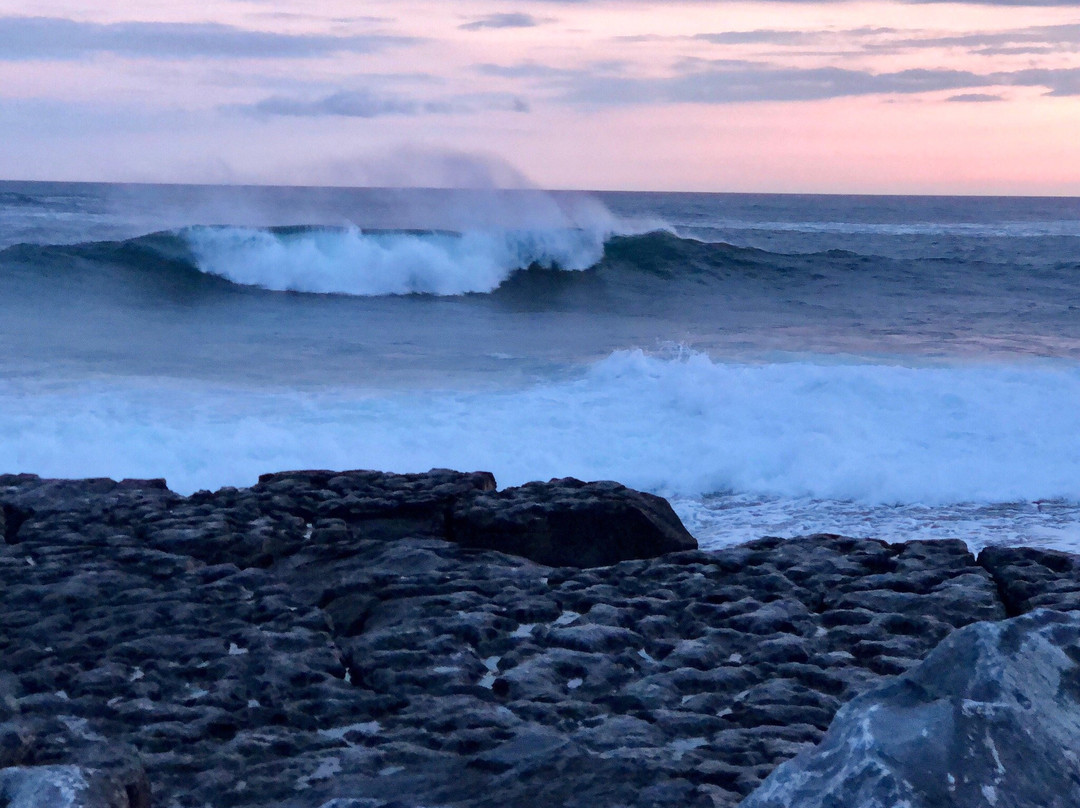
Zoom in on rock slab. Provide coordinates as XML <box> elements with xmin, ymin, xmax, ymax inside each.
<box><xmin>449</xmin><ymin>477</ymin><xmax>698</xmax><ymax>567</ymax></box>
<box><xmin>740</xmin><ymin>609</ymin><xmax>1080</xmax><ymax>808</ymax></box>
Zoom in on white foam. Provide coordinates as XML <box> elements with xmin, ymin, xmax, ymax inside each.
<box><xmin>183</xmin><ymin>225</ymin><xmax>609</xmax><ymax>296</ymax></box>
<box><xmin>676</xmin><ymin>493</ymin><xmax>1080</xmax><ymax>555</ymax></box>
<box><xmin>3</xmin><ymin>352</ymin><xmax>1080</xmax><ymax>545</ymax></box>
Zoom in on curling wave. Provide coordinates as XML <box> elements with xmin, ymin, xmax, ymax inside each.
<box><xmin>0</xmin><ymin>225</ymin><xmax>786</xmax><ymax>298</ymax></box>
<box><xmin>182</xmin><ymin>225</ymin><xmax>611</xmax><ymax>296</ymax></box>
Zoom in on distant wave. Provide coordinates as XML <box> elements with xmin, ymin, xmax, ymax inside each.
<box><xmin>1</xmin><ymin>225</ymin><xmax>783</xmax><ymax>298</ymax></box>
<box><xmin>183</xmin><ymin>225</ymin><xmax>611</xmax><ymax>296</ymax></box>
<box><xmin>3</xmin><ymin>350</ymin><xmax>1080</xmax><ymax>504</ymax></box>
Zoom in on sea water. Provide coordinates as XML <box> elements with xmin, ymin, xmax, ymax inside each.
<box><xmin>2</xmin><ymin>182</ymin><xmax>1079</xmax><ymax>553</ymax></box>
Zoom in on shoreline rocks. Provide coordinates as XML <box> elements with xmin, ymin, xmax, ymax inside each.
<box><xmin>741</xmin><ymin>608</ymin><xmax>1080</xmax><ymax>808</ymax></box>
<box><xmin>447</xmin><ymin>478</ymin><xmax>697</xmax><ymax>567</ymax></box>
<box><xmin>1</xmin><ymin>470</ymin><xmax>1078</xmax><ymax>807</ymax></box>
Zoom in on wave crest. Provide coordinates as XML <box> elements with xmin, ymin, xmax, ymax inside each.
<box><xmin>182</xmin><ymin>225</ymin><xmax>612</xmax><ymax>296</ymax></box>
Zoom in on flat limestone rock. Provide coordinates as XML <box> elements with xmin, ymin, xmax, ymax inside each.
<box><xmin>739</xmin><ymin>609</ymin><xmax>1080</xmax><ymax>808</ymax></box>
<box><xmin>448</xmin><ymin>477</ymin><xmax>698</xmax><ymax>567</ymax></box>
<box><xmin>3</xmin><ymin>470</ymin><xmax>1078</xmax><ymax>808</ymax></box>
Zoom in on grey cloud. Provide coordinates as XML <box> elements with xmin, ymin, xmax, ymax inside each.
<box><xmin>687</xmin><ymin>23</ymin><xmax>1080</xmax><ymax>57</ymax></box>
<box><xmin>243</xmin><ymin>88</ymin><xmax>529</xmax><ymax>118</ymax></box>
<box><xmin>973</xmin><ymin>45</ymin><xmax>1060</xmax><ymax>55</ymax></box>
<box><xmin>475</xmin><ymin>61</ymin><xmax>623</xmax><ymax>79</ymax></box>
<box><xmin>618</xmin><ymin>27</ymin><xmax>896</xmax><ymax>46</ymax></box>
<box><xmin>556</xmin><ymin>63</ymin><xmax>1080</xmax><ymax>105</ymax></box>
<box><xmin>252</xmin><ymin>90</ymin><xmax>432</xmax><ymax>117</ymax></box>
<box><xmin>0</xmin><ymin>16</ymin><xmax>414</xmax><ymax>61</ymax></box>
<box><xmin>460</xmin><ymin>13</ymin><xmax>546</xmax><ymax>31</ymax></box>
<box><xmin>876</xmin><ymin>23</ymin><xmax>1080</xmax><ymax>52</ymax></box>
<box><xmin>603</xmin><ymin>22</ymin><xmax>1076</xmax><ymax>65</ymax></box>
<box><xmin>1008</xmin><ymin>67</ymin><xmax>1080</xmax><ymax>95</ymax></box>
<box><xmin>567</xmin><ymin>66</ymin><xmax>992</xmax><ymax>105</ymax></box>
<box><xmin>947</xmin><ymin>93</ymin><xmax>1005</xmax><ymax>102</ymax></box>
<box><xmin>694</xmin><ymin>30</ymin><xmax>827</xmax><ymax>46</ymax></box>
<box><xmin>476</xmin><ymin>62</ymin><xmax>568</xmax><ymax>78</ymax></box>
<box><xmin>674</xmin><ymin>57</ymin><xmax>782</xmax><ymax>71</ymax></box>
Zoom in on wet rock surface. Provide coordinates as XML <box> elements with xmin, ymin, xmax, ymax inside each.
<box><xmin>740</xmin><ymin>609</ymin><xmax>1080</xmax><ymax>808</ymax></box>
<box><xmin>0</xmin><ymin>470</ymin><xmax>1077</xmax><ymax>807</ymax></box>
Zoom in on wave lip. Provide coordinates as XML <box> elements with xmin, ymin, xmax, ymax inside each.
<box><xmin>181</xmin><ymin>225</ymin><xmax>612</xmax><ymax>296</ymax></box>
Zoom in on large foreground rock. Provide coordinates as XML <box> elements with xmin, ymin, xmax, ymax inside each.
<box><xmin>740</xmin><ymin>609</ymin><xmax>1080</xmax><ymax>808</ymax></box>
<box><xmin>448</xmin><ymin>478</ymin><xmax>697</xmax><ymax>567</ymax></box>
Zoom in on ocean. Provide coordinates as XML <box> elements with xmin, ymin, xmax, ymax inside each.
<box><xmin>2</xmin><ymin>181</ymin><xmax>1079</xmax><ymax>553</ymax></box>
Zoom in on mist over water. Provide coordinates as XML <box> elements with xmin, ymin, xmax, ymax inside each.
<box><xmin>3</xmin><ymin>181</ymin><xmax>1080</xmax><ymax>553</ymax></box>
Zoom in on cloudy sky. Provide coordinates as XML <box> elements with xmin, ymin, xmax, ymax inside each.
<box><xmin>1</xmin><ymin>0</ymin><xmax>1078</xmax><ymax>193</ymax></box>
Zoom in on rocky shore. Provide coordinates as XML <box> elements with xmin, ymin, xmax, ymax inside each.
<box><xmin>2</xmin><ymin>470</ymin><xmax>1079</xmax><ymax>808</ymax></box>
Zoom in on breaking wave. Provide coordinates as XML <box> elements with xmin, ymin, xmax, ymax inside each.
<box><xmin>3</xmin><ymin>225</ymin><xmax>747</xmax><ymax>298</ymax></box>
<box><xmin>0</xmin><ymin>224</ymin><xmax>797</xmax><ymax>298</ymax></box>
<box><xmin>3</xmin><ymin>350</ymin><xmax>1079</xmax><ymax>505</ymax></box>
<box><xmin>182</xmin><ymin>225</ymin><xmax>611</xmax><ymax>296</ymax></box>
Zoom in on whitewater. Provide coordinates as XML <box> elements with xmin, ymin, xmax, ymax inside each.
<box><xmin>2</xmin><ymin>182</ymin><xmax>1079</xmax><ymax>553</ymax></box>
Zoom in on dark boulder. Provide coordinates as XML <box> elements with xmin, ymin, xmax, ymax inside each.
<box><xmin>447</xmin><ymin>478</ymin><xmax>697</xmax><ymax>567</ymax></box>
<box><xmin>739</xmin><ymin>609</ymin><xmax>1080</xmax><ymax>808</ymax></box>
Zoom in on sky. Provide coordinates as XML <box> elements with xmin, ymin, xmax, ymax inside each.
<box><xmin>0</xmin><ymin>1</ymin><xmax>1078</xmax><ymax>193</ymax></box>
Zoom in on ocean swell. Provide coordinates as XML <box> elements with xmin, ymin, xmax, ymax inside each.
<box><xmin>5</xmin><ymin>225</ymin><xmax>909</xmax><ymax>302</ymax></box>
<box><xmin>4</xmin><ymin>227</ymin><xmax>782</xmax><ymax>299</ymax></box>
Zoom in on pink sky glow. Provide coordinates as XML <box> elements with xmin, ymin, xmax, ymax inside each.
<box><xmin>0</xmin><ymin>0</ymin><xmax>1078</xmax><ymax>193</ymax></box>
